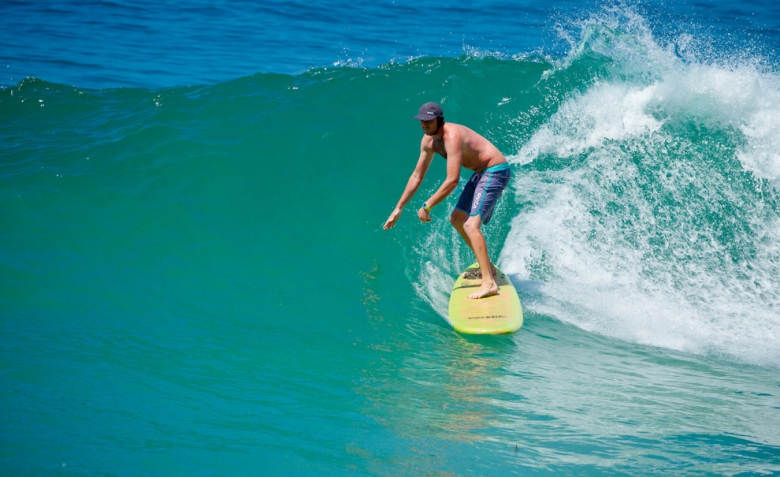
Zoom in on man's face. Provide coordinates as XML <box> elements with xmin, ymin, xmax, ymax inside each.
<box><xmin>420</xmin><ymin>118</ymin><xmax>438</xmax><ymax>135</ymax></box>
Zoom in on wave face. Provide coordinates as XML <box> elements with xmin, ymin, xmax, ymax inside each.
<box><xmin>2</xmin><ymin>4</ymin><xmax>777</xmax><ymax>372</ymax></box>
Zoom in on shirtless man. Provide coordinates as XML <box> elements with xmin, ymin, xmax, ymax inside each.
<box><xmin>383</xmin><ymin>102</ymin><xmax>511</xmax><ymax>299</ymax></box>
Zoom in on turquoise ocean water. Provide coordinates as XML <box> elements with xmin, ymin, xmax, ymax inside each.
<box><xmin>2</xmin><ymin>1</ymin><xmax>780</xmax><ymax>475</ymax></box>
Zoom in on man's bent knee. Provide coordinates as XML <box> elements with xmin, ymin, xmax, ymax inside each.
<box><xmin>463</xmin><ymin>215</ymin><xmax>483</xmax><ymax>234</ymax></box>
<box><xmin>450</xmin><ymin>209</ymin><xmax>468</xmax><ymax>227</ymax></box>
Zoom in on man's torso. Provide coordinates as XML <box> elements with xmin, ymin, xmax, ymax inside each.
<box><xmin>425</xmin><ymin>123</ymin><xmax>506</xmax><ymax>172</ymax></box>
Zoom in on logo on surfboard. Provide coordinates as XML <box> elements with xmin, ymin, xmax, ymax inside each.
<box><xmin>468</xmin><ymin>315</ymin><xmax>507</xmax><ymax>320</ymax></box>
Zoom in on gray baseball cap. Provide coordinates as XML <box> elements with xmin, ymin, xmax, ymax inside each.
<box><xmin>413</xmin><ymin>102</ymin><xmax>443</xmax><ymax>120</ymax></box>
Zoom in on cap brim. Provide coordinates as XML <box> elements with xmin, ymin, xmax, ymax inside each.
<box><xmin>413</xmin><ymin>114</ymin><xmax>439</xmax><ymax>120</ymax></box>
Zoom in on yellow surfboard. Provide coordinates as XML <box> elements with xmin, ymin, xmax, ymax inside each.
<box><xmin>448</xmin><ymin>262</ymin><xmax>523</xmax><ymax>334</ymax></box>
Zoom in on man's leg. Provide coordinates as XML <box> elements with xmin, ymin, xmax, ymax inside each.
<box><xmin>450</xmin><ymin>209</ymin><xmax>473</xmax><ymax>249</ymax></box>
<box><xmin>451</xmin><ymin>209</ymin><xmax>497</xmax><ymax>279</ymax></box>
<box><xmin>463</xmin><ymin>215</ymin><xmax>499</xmax><ymax>299</ymax></box>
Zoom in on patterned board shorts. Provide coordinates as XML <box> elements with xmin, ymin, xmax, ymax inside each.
<box><xmin>454</xmin><ymin>163</ymin><xmax>511</xmax><ymax>224</ymax></box>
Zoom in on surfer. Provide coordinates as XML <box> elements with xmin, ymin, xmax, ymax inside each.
<box><xmin>383</xmin><ymin>102</ymin><xmax>511</xmax><ymax>299</ymax></box>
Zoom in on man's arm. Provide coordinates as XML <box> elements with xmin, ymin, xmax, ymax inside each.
<box><xmin>383</xmin><ymin>145</ymin><xmax>435</xmax><ymax>230</ymax></box>
<box><xmin>417</xmin><ymin>129</ymin><xmax>462</xmax><ymax>222</ymax></box>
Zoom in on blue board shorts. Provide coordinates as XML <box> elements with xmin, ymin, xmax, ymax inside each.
<box><xmin>455</xmin><ymin>163</ymin><xmax>511</xmax><ymax>224</ymax></box>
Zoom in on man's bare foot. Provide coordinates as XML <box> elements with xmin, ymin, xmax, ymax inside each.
<box><xmin>463</xmin><ymin>264</ymin><xmax>497</xmax><ymax>280</ymax></box>
<box><xmin>468</xmin><ymin>282</ymin><xmax>499</xmax><ymax>299</ymax></box>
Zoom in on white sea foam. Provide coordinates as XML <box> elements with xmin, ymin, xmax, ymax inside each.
<box><xmin>412</xmin><ymin>226</ymin><xmax>464</xmax><ymax>324</ymax></box>
<box><xmin>505</xmin><ymin>7</ymin><xmax>780</xmax><ymax>366</ymax></box>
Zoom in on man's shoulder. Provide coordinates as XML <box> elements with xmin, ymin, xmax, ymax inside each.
<box><xmin>420</xmin><ymin>134</ymin><xmax>435</xmax><ymax>147</ymax></box>
<box><xmin>443</xmin><ymin>122</ymin><xmax>472</xmax><ymax>138</ymax></box>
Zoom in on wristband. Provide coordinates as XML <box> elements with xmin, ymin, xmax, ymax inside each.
<box><xmin>423</xmin><ymin>203</ymin><xmax>431</xmax><ymax>212</ymax></box>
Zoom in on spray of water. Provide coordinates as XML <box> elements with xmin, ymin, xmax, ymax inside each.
<box><xmin>504</xmin><ymin>5</ymin><xmax>780</xmax><ymax>366</ymax></box>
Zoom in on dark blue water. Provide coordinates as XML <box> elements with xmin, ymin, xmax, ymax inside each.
<box><xmin>3</xmin><ymin>0</ymin><xmax>780</xmax><ymax>88</ymax></box>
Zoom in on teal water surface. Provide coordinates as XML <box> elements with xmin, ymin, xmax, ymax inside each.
<box><xmin>2</xmin><ymin>3</ymin><xmax>780</xmax><ymax>476</ymax></box>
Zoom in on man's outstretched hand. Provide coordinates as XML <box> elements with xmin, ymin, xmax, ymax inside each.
<box><xmin>383</xmin><ymin>209</ymin><xmax>402</xmax><ymax>229</ymax></box>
